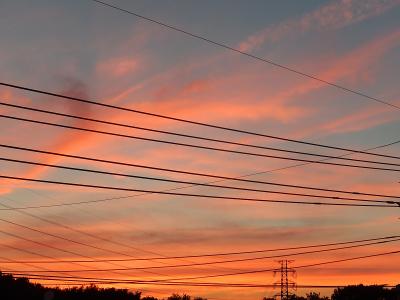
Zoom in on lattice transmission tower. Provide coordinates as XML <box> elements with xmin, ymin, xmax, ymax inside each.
<box><xmin>273</xmin><ymin>260</ymin><xmax>296</xmax><ymax>300</ymax></box>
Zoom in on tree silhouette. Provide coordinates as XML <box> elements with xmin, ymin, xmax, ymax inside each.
<box><xmin>332</xmin><ymin>284</ymin><xmax>400</xmax><ymax>300</ymax></box>
<box><xmin>306</xmin><ymin>292</ymin><xmax>329</xmax><ymax>300</ymax></box>
<box><xmin>167</xmin><ymin>293</ymin><xmax>192</xmax><ymax>300</ymax></box>
<box><xmin>2</xmin><ymin>272</ymin><xmax>400</xmax><ymax>300</ymax></box>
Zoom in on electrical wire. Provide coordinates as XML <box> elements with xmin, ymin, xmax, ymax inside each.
<box><xmin>2</xmin><ymin>144</ymin><xmax>399</xmax><ymax>200</ymax></box>
<box><xmin>7</xmin><ymin>237</ymin><xmax>400</xmax><ymax>273</ymax></box>
<box><xmin>5</xmin><ymin>273</ymin><xmax>398</xmax><ymax>289</ymax></box>
<box><xmin>88</xmin><ymin>0</ymin><xmax>399</xmax><ymax>110</ymax></box>
<box><xmin>0</xmin><ymin>234</ymin><xmax>397</xmax><ymax>263</ymax></box>
<box><xmin>0</xmin><ymin>219</ymin><xmax>168</xmax><ymax>278</ymax></box>
<box><xmin>1</xmin><ymin>82</ymin><xmax>398</xmax><ymax>156</ymax></box>
<box><xmin>3</xmin><ymin>114</ymin><xmax>400</xmax><ymax>172</ymax></box>
<box><xmin>0</xmin><ymin>175</ymin><xmax>396</xmax><ymax>207</ymax></box>
<box><xmin>5</xmin><ymin>248</ymin><xmax>400</xmax><ymax>284</ymax></box>
<box><xmin>150</xmin><ymin>249</ymin><xmax>400</xmax><ymax>282</ymax></box>
<box><xmin>0</xmin><ymin>200</ymin><xmax>245</xmax><ymax>276</ymax></box>
<box><xmin>0</xmin><ymin>157</ymin><xmax>393</xmax><ymax>204</ymax></box>
<box><xmin>0</xmin><ymin>243</ymin><xmax>168</xmax><ymax>289</ymax></box>
<box><xmin>2</xmin><ymin>101</ymin><xmax>400</xmax><ymax>165</ymax></box>
<box><xmin>0</xmin><ymin>229</ymin><xmax>158</xmax><ymax>279</ymax></box>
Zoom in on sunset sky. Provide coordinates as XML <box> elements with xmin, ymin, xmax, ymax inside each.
<box><xmin>0</xmin><ymin>0</ymin><xmax>400</xmax><ymax>299</ymax></box>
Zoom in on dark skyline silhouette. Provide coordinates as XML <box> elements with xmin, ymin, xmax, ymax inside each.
<box><xmin>1</xmin><ymin>272</ymin><xmax>400</xmax><ymax>300</ymax></box>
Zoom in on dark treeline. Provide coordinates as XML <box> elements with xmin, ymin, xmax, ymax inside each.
<box><xmin>1</xmin><ymin>272</ymin><xmax>400</xmax><ymax>300</ymax></box>
<box><xmin>0</xmin><ymin>272</ymin><xmax>206</xmax><ymax>300</ymax></box>
<box><xmin>263</xmin><ymin>285</ymin><xmax>400</xmax><ymax>300</ymax></box>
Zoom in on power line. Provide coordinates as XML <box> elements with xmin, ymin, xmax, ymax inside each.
<box><xmin>0</xmin><ymin>242</ymin><xmax>84</xmax><ymax>267</ymax></box>
<box><xmin>0</xmin><ymin>229</ymin><xmax>172</xmax><ymax>280</ymax></box>
<box><xmin>3</xmin><ymin>271</ymin><xmax>394</xmax><ymax>288</ymax></box>
<box><xmin>0</xmin><ymin>215</ymin><xmax>169</xmax><ymax>278</ymax></box>
<box><xmin>0</xmin><ymin>175</ymin><xmax>396</xmax><ymax>207</ymax></box>
<box><xmin>1</xmin><ymin>82</ymin><xmax>398</xmax><ymax>155</ymax></box>
<box><xmin>0</xmin><ymin>254</ymin><xmax>77</xmax><ymax>280</ymax></box>
<box><xmin>3</xmin><ymin>157</ymin><xmax>398</xmax><ymax>283</ymax></box>
<box><xmin>1</xmin><ymin>142</ymin><xmax>399</xmax><ymax>212</ymax></box>
<box><xmin>0</xmin><ymin>200</ymin><xmax>244</xmax><ymax>276</ymax></box>
<box><xmin>0</xmin><ymin>83</ymin><xmax>396</xmax><ymax>288</ymax></box>
<box><xmin>0</xmin><ymin>199</ymin><xmax>222</xmax><ymax>278</ymax></box>
<box><xmin>239</xmin><ymin>139</ymin><xmax>400</xmax><ymax>185</ymax></box>
<box><xmin>4</xmin><ymin>114</ymin><xmax>400</xmax><ymax>172</ymax></box>
<box><xmin>0</xmin><ymin>242</ymin><xmax>168</xmax><ymax>289</ymax></box>
<box><xmin>1</xmin><ymin>157</ymin><xmax>393</xmax><ymax>205</ymax></box>
<box><xmin>1</xmin><ymin>191</ymin><xmax>238</xmax><ymax>279</ymax></box>
<box><xmin>0</xmin><ymin>234</ymin><xmax>397</xmax><ymax>264</ymax></box>
<box><xmin>0</xmin><ymin>179</ymin><xmax>396</xmax><ymax>284</ymax></box>
<box><xmin>0</xmin><ymin>218</ymin><xmax>141</xmax><ymax>262</ymax></box>
<box><xmin>0</xmin><ymin>196</ymin><xmax>235</xmax><ymax>283</ymax></box>
<box><xmin>0</xmin><ymin>254</ymin><xmax>147</xmax><ymax>290</ymax></box>
<box><xmin>5</xmin><ymin>273</ymin><xmax>398</xmax><ymax>289</ymax></box>
<box><xmin>86</xmin><ymin>0</ymin><xmax>399</xmax><ymax>110</ymax></box>
<box><xmin>0</xmin><ymin>229</ymin><xmax>154</xmax><ymax>279</ymax></box>
<box><xmin>5</xmin><ymin>248</ymin><xmax>400</xmax><ymax>284</ymax></box>
<box><xmin>0</xmin><ymin>154</ymin><xmax>396</xmax><ymax>284</ymax></box>
<box><xmin>0</xmin><ymin>229</ymin><xmax>100</xmax><ymax>262</ymax></box>
<box><xmin>7</xmin><ymin>237</ymin><xmax>400</xmax><ymax>273</ymax></box>
<box><xmin>0</xmin><ymin>258</ymin><xmax>95</xmax><ymax>285</ymax></box>
<box><xmin>149</xmin><ymin>249</ymin><xmax>400</xmax><ymax>282</ymax></box>
<box><xmin>2</xmin><ymin>144</ymin><xmax>399</xmax><ymax>200</ymax></box>
<box><xmin>2</xmin><ymin>101</ymin><xmax>400</xmax><ymax>164</ymax></box>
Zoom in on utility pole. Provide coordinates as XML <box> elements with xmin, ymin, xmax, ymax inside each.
<box><xmin>273</xmin><ymin>260</ymin><xmax>296</xmax><ymax>300</ymax></box>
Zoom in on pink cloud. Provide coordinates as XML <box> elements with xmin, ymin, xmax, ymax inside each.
<box><xmin>2</xmin><ymin>27</ymin><xmax>398</xmax><ymax>199</ymax></box>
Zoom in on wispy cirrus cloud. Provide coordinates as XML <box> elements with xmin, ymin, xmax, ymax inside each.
<box><xmin>238</xmin><ymin>0</ymin><xmax>400</xmax><ymax>52</ymax></box>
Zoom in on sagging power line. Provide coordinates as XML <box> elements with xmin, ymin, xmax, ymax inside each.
<box><xmin>0</xmin><ymin>157</ymin><xmax>394</xmax><ymax>205</ymax></box>
<box><xmin>2</xmin><ymin>101</ymin><xmax>400</xmax><ymax>165</ymax></box>
<box><xmin>3</xmin><ymin>114</ymin><xmax>400</xmax><ymax>172</ymax></box>
<box><xmin>2</xmin><ymin>144</ymin><xmax>399</xmax><ymax>199</ymax></box>
<box><xmin>0</xmin><ymin>175</ymin><xmax>396</xmax><ymax>207</ymax></box>
<box><xmin>1</xmin><ymin>82</ymin><xmax>398</xmax><ymax>156</ymax></box>
<box><xmin>4</xmin><ymin>248</ymin><xmax>400</xmax><ymax>284</ymax></box>
<box><xmin>0</xmin><ymin>234</ymin><xmax>397</xmax><ymax>263</ymax></box>
<box><xmin>87</xmin><ymin>0</ymin><xmax>399</xmax><ymax>110</ymax></box>
<box><xmin>6</xmin><ymin>237</ymin><xmax>400</xmax><ymax>272</ymax></box>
